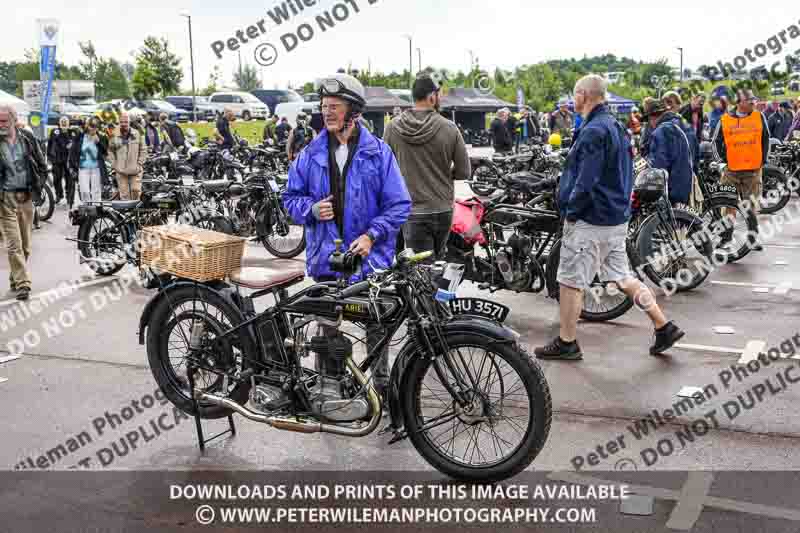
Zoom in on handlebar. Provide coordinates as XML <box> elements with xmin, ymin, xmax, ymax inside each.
<box><xmin>339</xmin><ymin>280</ymin><xmax>370</xmax><ymax>298</ymax></box>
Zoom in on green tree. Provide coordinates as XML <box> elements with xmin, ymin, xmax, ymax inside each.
<box><xmin>233</xmin><ymin>64</ymin><xmax>260</xmax><ymax>91</ymax></box>
<box><xmin>135</xmin><ymin>36</ymin><xmax>183</xmax><ymax>95</ymax></box>
<box><xmin>78</xmin><ymin>42</ymin><xmax>129</xmax><ymax>100</ymax></box>
<box><xmin>131</xmin><ymin>60</ymin><xmax>160</xmax><ymax>99</ymax></box>
<box><xmin>0</xmin><ymin>62</ymin><xmax>21</xmax><ymax>94</ymax></box>
<box><xmin>200</xmin><ymin>65</ymin><xmax>222</xmax><ymax>96</ymax></box>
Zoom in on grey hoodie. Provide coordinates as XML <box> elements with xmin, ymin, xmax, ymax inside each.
<box><xmin>384</xmin><ymin>109</ymin><xmax>470</xmax><ymax>215</ymax></box>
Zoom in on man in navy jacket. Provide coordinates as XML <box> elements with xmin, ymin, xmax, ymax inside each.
<box><xmin>535</xmin><ymin>75</ymin><xmax>685</xmax><ymax>361</ymax></box>
<box><xmin>642</xmin><ymin>97</ymin><xmax>695</xmax><ymax>205</ymax></box>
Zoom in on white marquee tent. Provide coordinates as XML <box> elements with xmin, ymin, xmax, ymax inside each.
<box><xmin>0</xmin><ymin>89</ymin><xmax>31</xmax><ymax>125</ymax></box>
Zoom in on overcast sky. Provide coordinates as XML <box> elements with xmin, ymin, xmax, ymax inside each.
<box><xmin>4</xmin><ymin>0</ymin><xmax>800</xmax><ymax>92</ymax></box>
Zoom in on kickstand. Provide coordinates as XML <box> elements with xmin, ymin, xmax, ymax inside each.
<box><xmin>187</xmin><ymin>363</ymin><xmax>236</xmax><ymax>451</ymax></box>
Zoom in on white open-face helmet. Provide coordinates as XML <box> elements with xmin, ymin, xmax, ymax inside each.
<box><xmin>316</xmin><ymin>73</ymin><xmax>366</xmax><ymax>113</ymax></box>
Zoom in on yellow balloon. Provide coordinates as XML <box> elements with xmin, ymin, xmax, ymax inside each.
<box><xmin>30</xmin><ymin>115</ymin><xmax>41</xmax><ymax>127</ymax></box>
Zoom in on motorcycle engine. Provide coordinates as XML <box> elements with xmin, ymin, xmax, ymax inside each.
<box><xmin>496</xmin><ymin>234</ymin><xmax>544</xmax><ymax>292</ymax></box>
<box><xmin>305</xmin><ymin>327</ymin><xmax>370</xmax><ymax>422</ymax></box>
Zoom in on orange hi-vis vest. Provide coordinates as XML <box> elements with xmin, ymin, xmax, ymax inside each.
<box><xmin>720</xmin><ymin>112</ymin><xmax>763</xmax><ymax>171</ymax></box>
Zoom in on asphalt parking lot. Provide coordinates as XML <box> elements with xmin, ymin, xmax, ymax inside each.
<box><xmin>2</xmin><ymin>167</ymin><xmax>800</xmax><ymax>530</ymax></box>
<box><xmin>1</xmin><ymin>176</ymin><xmax>799</xmax><ymax>474</ymax></box>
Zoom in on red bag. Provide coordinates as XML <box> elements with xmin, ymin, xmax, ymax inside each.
<box><xmin>451</xmin><ymin>197</ymin><xmax>487</xmax><ymax>245</ymax></box>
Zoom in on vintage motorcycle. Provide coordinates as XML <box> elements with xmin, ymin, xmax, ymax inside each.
<box><xmin>139</xmin><ymin>246</ymin><xmax>552</xmax><ymax>482</ymax></box>
<box><xmin>446</xmin><ymin>174</ymin><xmax>634</xmax><ymax>323</ymax></box>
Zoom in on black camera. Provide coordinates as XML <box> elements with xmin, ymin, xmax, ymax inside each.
<box><xmin>328</xmin><ymin>239</ymin><xmax>362</xmax><ymax>275</ymax></box>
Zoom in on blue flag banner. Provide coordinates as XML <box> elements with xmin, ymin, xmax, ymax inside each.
<box><xmin>40</xmin><ymin>45</ymin><xmax>57</xmax><ymax>135</ymax></box>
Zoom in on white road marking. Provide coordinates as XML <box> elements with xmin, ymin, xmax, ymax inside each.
<box><xmin>774</xmin><ymin>281</ymin><xmax>793</xmax><ymax>296</ymax></box>
<box><xmin>738</xmin><ymin>341</ymin><xmax>768</xmax><ymax>365</ymax></box>
<box><xmin>764</xmin><ymin>244</ymin><xmax>800</xmax><ymax>249</ymax></box>
<box><xmin>0</xmin><ymin>276</ymin><xmax>119</xmax><ymax>308</ymax></box>
<box><xmin>0</xmin><ymin>355</ymin><xmax>21</xmax><ymax>364</ymax></box>
<box><xmin>548</xmin><ymin>472</ymin><xmax>800</xmax><ymax>528</ymax></box>
<box><xmin>677</xmin><ymin>386</ymin><xmax>705</xmax><ymax>398</ymax></box>
<box><xmin>666</xmin><ymin>472</ymin><xmax>715</xmax><ymax>530</ymax></box>
<box><xmin>752</xmin><ymin>287</ymin><xmax>771</xmax><ymax>293</ymax></box>
<box><xmin>0</xmin><ymin>377</ymin><xmax>7</xmax><ymax>384</ymax></box>
<box><xmin>711</xmin><ymin>280</ymin><xmax>776</xmax><ymax>289</ymax></box>
<box><xmin>775</xmin><ymin>261</ymin><xmax>789</xmax><ymax>266</ymax></box>
<box><xmin>673</xmin><ymin>343</ymin><xmax>742</xmax><ymax>355</ymax></box>
<box><xmin>713</xmin><ymin>326</ymin><xmax>736</xmax><ymax>335</ymax></box>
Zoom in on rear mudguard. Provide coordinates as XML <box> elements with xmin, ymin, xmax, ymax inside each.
<box><xmin>137</xmin><ymin>279</ymin><xmax>242</xmax><ymax>345</ymax></box>
<box><xmin>386</xmin><ymin>316</ymin><xmax>521</xmax><ymax>441</ymax></box>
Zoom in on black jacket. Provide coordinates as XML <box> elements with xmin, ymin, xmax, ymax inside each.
<box><xmin>216</xmin><ymin>117</ymin><xmax>234</xmax><ymax>150</ymax></box>
<box><xmin>47</xmin><ymin>127</ymin><xmax>76</xmax><ymax>165</ymax></box>
<box><xmin>768</xmin><ymin>109</ymin><xmax>793</xmax><ymax>141</ymax></box>
<box><xmin>162</xmin><ymin>120</ymin><xmax>185</xmax><ymax>148</ymax></box>
<box><xmin>520</xmin><ymin>115</ymin><xmax>540</xmax><ymax>138</ymax></box>
<box><xmin>0</xmin><ymin>128</ymin><xmax>47</xmax><ymax>195</ymax></box>
<box><xmin>68</xmin><ymin>131</ymin><xmax>109</xmax><ymax>183</ymax></box>
<box><xmin>490</xmin><ymin>118</ymin><xmax>512</xmax><ymax>152</ymax></box>
<box><xmin>679</xmin><ymin>104</ymin><xmax>707</xmax><ymax>143</ymax></box>
<box><xmin>275</xmin><ymin>122</ymin><xmax>291</xmax><ymax>144</ymax></box>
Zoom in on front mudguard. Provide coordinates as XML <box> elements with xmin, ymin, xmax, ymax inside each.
<box><xmin>137</xmin><ymin>279</ymin><xmax>242</xmax><ymax>345</ymax></box>
<box><xmin>386</xmin><ymin>317</ymin><xmax>521</xmax><ymax>440</ymax></box>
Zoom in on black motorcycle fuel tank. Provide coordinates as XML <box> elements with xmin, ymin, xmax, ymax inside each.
<box><xmin>282</xmin><ymin>284</ymin><xmax>403</xmax><ymax>322</ymax></box>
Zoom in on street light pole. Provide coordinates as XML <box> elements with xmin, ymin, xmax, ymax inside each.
<box><xmin>181</xmin><ymin>13</ymin><xmax>197</xmax><ymax>122</ymax></box>
<box><xmin>403</xmin><ymin>35</ymin><xmax>413</xmax><ymax>89</ymax></box>
<box><xmin>678</xmin><ymin>47</ymin><xmax>684</xmax><ymax>82</ymax></box>
<box><xmin>468</xmin><ymin>49</ymin><xmax>474</xmax><ymax>73</ymax></box>
<box><xmin>417</xmin><ymin>48</ymin><xmax>422</xmax><ymax>73</ymax></box>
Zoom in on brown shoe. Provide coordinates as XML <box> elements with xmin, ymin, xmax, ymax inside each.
<box><xmin>16</xmin><ymin>287</ymin><xmax>31</xmax><ymax>301</ymax></box>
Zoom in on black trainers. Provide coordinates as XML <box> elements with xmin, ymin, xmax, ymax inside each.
<box><xmin>16</xmin><ymin>287</ymin><xmax>31</xmax><ymax>301</ymax></box>
<box><xmin>650</xmin><ymin>322</ymin><xmax>685</xmax><ymax>355</ymax></box>
<box><xmin>534</xmin><ymin>337</ymin><xmax>583</xmax><ymax>361</ymax></box>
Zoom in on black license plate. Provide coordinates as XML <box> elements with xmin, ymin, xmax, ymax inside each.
<box><xmin>706</xmin><ymin>184</ymin><xmax>738</xmax><ymax>195</ymax></box>
<box><xmin>448</xmin><ymin>298</ymin><xmax>510</xmax><ymax>322</ymax></box>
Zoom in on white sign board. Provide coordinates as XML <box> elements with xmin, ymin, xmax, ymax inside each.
<box><xmin>22</xmin><ymin>81</ymin><xmax>60</xmax><ymax>112</ymax></box>
<box><xmin>37</xmin><ymin>19</ymin><xmax>60</xmax><ymax>47</ymax></box>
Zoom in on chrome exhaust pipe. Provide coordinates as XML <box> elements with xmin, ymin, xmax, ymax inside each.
<box><xmin>193</xmin><ymin>356</ymin><xmax>383</xmax><ymax>437</ymax></box>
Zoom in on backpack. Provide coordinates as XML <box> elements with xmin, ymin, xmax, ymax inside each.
<box><xmin>451</xmin><ymin>197</ymin><xmax>487</xmax><ymax>245</ymax></box>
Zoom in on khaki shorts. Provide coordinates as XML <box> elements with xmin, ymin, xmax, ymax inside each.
<box><xmin>721</xmin><ymin>168</ymin><xmax>762</xmax><ymax>213</ymax></box>
<box><xmin>557</xmin><ymin>221</ymin><xmax>632</xmax><ymax>291</ymax></box>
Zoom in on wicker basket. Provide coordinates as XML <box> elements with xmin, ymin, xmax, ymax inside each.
<box><xmin>139</xmin><ymin>224</ymin><xmax>246</xmax><ymax>282</ymax></box>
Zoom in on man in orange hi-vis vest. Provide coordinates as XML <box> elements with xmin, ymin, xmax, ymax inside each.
<box><xmin>712</xmin><ymin>88</ymin><xmax>771</xmax><ymax>252</ymax></box>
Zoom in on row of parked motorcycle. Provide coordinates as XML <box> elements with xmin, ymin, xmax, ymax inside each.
<box><xmin>450</xmin><ymin>137</ymin><xmax>800</xmax><ymax>322</ymax></box>
<box><xmin>59</xmin><ymin>132</ymin><xmax>305</xmax><ymax>278</ymax></box>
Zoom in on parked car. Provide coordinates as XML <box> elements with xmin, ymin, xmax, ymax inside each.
<box><xmin>48</xmin><ymin>102</ymin><xmax>93</xmax><ymax>127</ymax></box>
<box><xmin>250</xmin><ymin>89</ymin><xmax>304</xmax><ymax>115</ymax></box>
<box><xmin>790</xmin><ymin>80</ymin><xmax>800</xmax><ymax>92</ymax></box>
<box><xmin>134</xmin><ymin>99</ymin><xmax>191</xmax><ymax>123</ymax></box>
<box><xmin>274</xmin><ymin>102</ymin><xmax>318</xmax><ymax>128</ymax></box>
<box><xmin>302</xmin><ymin>93</ymin><xmax>321</xmax><ymax>103</ymax></box>
<box><xmin>165</xmin><ymin>95</ymin><xmax>215</xmax><ymax>121</ymax></box>
<box><xmin>771</xmin><ymin>82</ymin><xmax>786</xmax><ymax>96</ymax></box>
<box><xmin>207</xmin><ymin>91</ymin><xmax>269</xmax><ymax>120</ymax></box>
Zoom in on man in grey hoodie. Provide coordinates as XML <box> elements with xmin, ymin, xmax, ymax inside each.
<box><xmin>383</xmin><ymin>75</ymin><xmax>471</xmax><ymax>260</ymax></box>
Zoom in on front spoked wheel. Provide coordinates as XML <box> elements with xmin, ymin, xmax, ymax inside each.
<box><xmin>259</xmin><ymin>204</ymin><xmax>306</xmax><ymax>258</ymax></box>
<box><xmin>402</xmin><ymin>333</ymin><xmax>551</xmax><ymax>482</ymax></box>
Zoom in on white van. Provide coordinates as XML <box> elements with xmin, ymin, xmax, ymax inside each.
<box><xmin>274</xmin><ymin>101</ymin><xmax>319</xmax><ymax>128</ymax></box>
<box><xmin>208</xmin><ymin>91</ymin><xmax>270</xmax><ymax>120</ymax></box>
